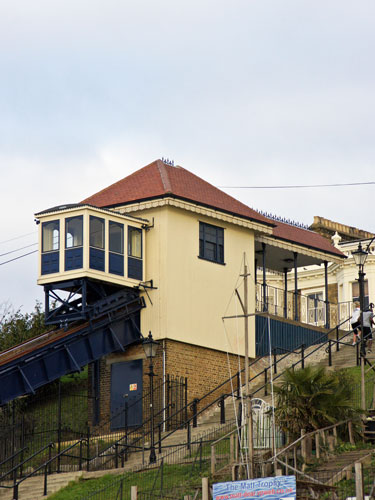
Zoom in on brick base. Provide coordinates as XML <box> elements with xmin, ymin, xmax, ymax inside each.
<box><xmin>88</xmin><ymin>339</ymin><xmax>246</xmax><ymax>430</ymax></box>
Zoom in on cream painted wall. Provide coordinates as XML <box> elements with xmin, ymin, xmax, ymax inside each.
<box><xmin>129</xmin><ymin>204</ymin><xmax>256</xmax><ymax>357</ymax></box>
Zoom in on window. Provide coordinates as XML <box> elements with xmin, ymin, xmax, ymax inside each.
<box><xmin>128</xmin><ymin>226</ymin><xmax>142</xmax><ymax>280</ymax></box>
<box><xmin>41</xmin><ymin>220</ymin><xmax>59</xmax><ymax>274</ymax></box>
<box><xmin>307</xmin><ymin>292</ymin><xmax>324</xmax><ymax>325</ymax></box>
<box><xmin>109</xmin><ymin>221</ymin><xmax>124</xmax><ymax>276</ymax></box>
<box><xmin>42</xmin><ymin>220</ymin><xmax>59</xmax><ymax>252</ymax></box>
<box><xmin>128</xmin><ymin>227</ymin><xmax>142</xmax><ymax>258</ymax></box>
<box><xmin>90</xmin><ymin>216</ymin><xmax>105</xmax><ymax>249</ymax></box>
<box><xmin>199</xmin><ymin>222</ymin><xmax>224</xmax><ymax>264</ymax></box>
<box><xmin>352</xmin><ymin>281</ymin><xmax>369</xmax><ymax>309</ymax></box>
<box><xmin>109</xmin><ymin>221</ymin><xmax>124</xmax><ymax>255</ymax></box>
<box><xmin>65</xmin><ymin>216</ymin><xmax>83</xmax><ymax>248</ymax></box>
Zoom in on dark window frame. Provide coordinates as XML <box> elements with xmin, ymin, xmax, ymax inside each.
<box><xmin>90</xmin><ymin>215</ymin><xmax>105</xmax><ymax>250</ymax></box>
<box><xmin>199</xmin><ymin>221</ymin><xmax>225</xmax><ymax>265</ymax></box>
<box><xmin>65</xmin><ymin>215</ymin><xmax>83</xmax><ymax>249</ymax></box>
<box><xmin>128</xmin><ymin>226</ymin><xmax>142</xmax><ymax>259</ymax></box>
<box><xmin>109</xmin><ymin>221</ymin><xmax>124</xmax><ymax>255</ymax></box>
<box><xmin>42</xmin><ymin>220</ymin><xmax>60</xmax><ymax>253</ymax></box>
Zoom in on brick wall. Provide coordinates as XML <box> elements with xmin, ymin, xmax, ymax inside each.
<box><xmin>88</xmin><ymin>339</ymin><xmax>246</xmax><ymax>430</ymax></box>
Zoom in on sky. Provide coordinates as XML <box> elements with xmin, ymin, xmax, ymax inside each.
<box><xmin>0</xmin><ymin>0</ymin><xmax>374</xmax><ymax>313</ymax></box>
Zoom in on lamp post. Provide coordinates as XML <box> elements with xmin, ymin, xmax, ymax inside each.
<box><xmin>142</xmin><ymin>331</ymin><xmax>159</xmax><ymax>464</ymax></box>
<box><xmin>352</xmin><ymin>242</ymin><xmax>369</xmax><ymax>411</ymax></box>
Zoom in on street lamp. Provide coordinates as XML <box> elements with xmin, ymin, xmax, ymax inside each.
<box><xmin>352</xmin><ymin>242</ymin><xmax>369</xmax><ymax>411</ymax></box>
<box><xmin>142</xmin><ymin>331</ymin><xmax>159</xmax><ymax>464</ymax></box>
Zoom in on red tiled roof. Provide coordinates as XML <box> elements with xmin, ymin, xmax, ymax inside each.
<box><xmin>272</xmin><ymin>220</ymin><xmax>344</xmax><ymax>257</ymax></box>
<box><xmin>81</xmin><ymin>159</ymin><xmax>273</xmax><ymax>227</ymax></box>
<box><xmin>81</xmin><ymin>159</ymin><xmax>344</xmax><ymax>259</ymax></box>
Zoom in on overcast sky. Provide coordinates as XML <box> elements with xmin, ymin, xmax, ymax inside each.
<box><xmin>1</xmin><ymin>0</ymin><xmax>374</xmax><ymax>313</ymax></box>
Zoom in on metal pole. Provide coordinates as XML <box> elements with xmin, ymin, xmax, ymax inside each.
<box><xmin>243</xmin><ymin>259</ymin><xmax>254</xmax><ymax>478</ymax></box>
<box><xmin>57</xmin><ymin>379</ymin><xmax>62</xmax><ymax>473</ymax></box>
<box><xmin>149</xmin><ymin>358</ymin><xmax>156</xmax><ymax>464</ymax></box>
<box><xmin>293</xmin><ymin>252</ymin><xmax>298</xmax><ymax>321</ymax></box>
<box><xmin>359</xmin><ymin>267</ymin><xmax>366</xmax><ymax>411</ymax></box>
<box><xmin>262</xmin><ymin>244</ymin><xmax>267</xmax><ymax>312</ymax></box>
<box><xmin>283</xmin><ymin>268</ymin><xmax>288</xmax><ymax>319</ymax></box>
<box><xmin>324</xmin><ymin>261</ymin><xmax>330</xmax><ymax>329</ymax></box>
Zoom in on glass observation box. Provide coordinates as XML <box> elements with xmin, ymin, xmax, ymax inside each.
<box><xmin>35</xmin><ymin>204</ymin><xmax>147</xmax><ymax>288</ymax></box>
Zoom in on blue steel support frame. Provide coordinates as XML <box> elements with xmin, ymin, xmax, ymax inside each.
<box><xmin>0</xmin><ymin>296</ymin><xmax>145</xmax><ymax>406</ymax></box>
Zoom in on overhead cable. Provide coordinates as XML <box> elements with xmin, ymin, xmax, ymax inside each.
<box><xmin>0</xmin><ymin>243</ymin><xmax>38</xmax><ymax>258</ymax></box>
<box><xmin>218</xmin><ymin>181</ymin><xmax>375</xmax><ymax>189</ymax></box>
<box><xmin>0</xmin><ymin>250</ymin><xmax>38</xmax><ymax>266</ymax></box>
<box><xmin>0</xmin><ymin>231</ymin><xmax>37</xmax><ymax>245</ymax></box>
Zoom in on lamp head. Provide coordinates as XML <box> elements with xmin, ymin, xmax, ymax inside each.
<box><xmin>142</xmin><ymin>331</ymin><xmax>159</xmax><ymax>359</ymax></box>
<box><xmin>352</xmin><ymin>242</ymin><xmax>368</xmax><ymax>268</ymax></box>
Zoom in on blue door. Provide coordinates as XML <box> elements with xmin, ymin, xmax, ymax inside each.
<box><xmin>110</xmin><ymin>360</ymin><xmax>143</xmax><ymax>430</ymax></box>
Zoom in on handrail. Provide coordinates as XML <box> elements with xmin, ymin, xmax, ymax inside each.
<box><xmin>154</xmin><ymin>315</ymin><xmax>354</xmax><ymax>451</ymax></box>
<box><xmin>0</xmin><ymin>446</ymin><xmax>27</xmax><ymax>469</ymax></box>
<box><xmin>270</xmin><ymin>419</ymin><xmax>350</xmax><ymax>461</ymax></box>
<box><xmin>85</xmin><ymin>313</ymin><xmax>356</xmax><ymax>470</ymax></box>
<box><xmin>0</xmin><ymin>438</ymin><xmax>88</xmax><ymax>499</ymax></box>
<box><xmin>17</xmin><ymin>438</ymin><xmax>87</xmax><ymax>484</ymax></box>
<box><xmin>0</xmin><ymin>442</ymin><xmax>54</xmax><ymax>483</ymax></box>
<box><xmin>0</xmin><ymin>314</ymin><xmax>355</xmax><ymax>486</ymax></box>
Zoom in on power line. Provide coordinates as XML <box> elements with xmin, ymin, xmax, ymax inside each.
<box><xmin>0</xmin><ymin>250</ymin><xmax>38</xmax><ymax>266</ymax></box>
<box><xmin>0</xmin><ymin>243</ymin><xmax>38</xmax><ymax>258</ymax></box>
<box><xmin>218</xmin><ymin>181</ymin><xmax>375</xmax><ymax>189</ymax></box>
<box><xmin>0</xmin><ymin>231</ymin><xmax>37</xmax><ymax>245</ymax></box>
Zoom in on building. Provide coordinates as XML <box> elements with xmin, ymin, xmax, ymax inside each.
<box><xmin>30</xmin><ymin>159</ymin><xmax>345</xmax><ymax>427</ymax></box>
<box><xmin>265</xmin><ymin>216</ymin><xmax>375</xmax><ymax>329</ymax></box>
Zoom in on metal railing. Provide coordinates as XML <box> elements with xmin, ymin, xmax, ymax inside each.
<box><xmin>0</xmin><ymin>315</ymin><xmax>357</xmax><ymax>497</ymax></box>
<box><xmin>256</xmin><ymin>283</ymin><xmax>354</xmax><ymax>330</ymax></box>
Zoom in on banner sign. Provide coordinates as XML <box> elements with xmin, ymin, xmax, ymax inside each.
<box><xmin>213</xmin><ymin>475</ymin><xmax>296</xmax><ymax>500</ymax></box>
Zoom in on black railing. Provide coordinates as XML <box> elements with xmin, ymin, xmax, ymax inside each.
<box><xmin>0</xmin><ymin>315</ymin><xmax>357</xmax><ymax>496</ymax></box>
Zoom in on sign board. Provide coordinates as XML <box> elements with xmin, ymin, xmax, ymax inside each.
<box><xmin>213</xmin><ymin>475</ymin><xmax>296</xmax><ymax>500</ymax></box>
<box><xmin>129</xmin><ymin>383</ymin><xmax>138</xmax><ymax>391</ymax></box>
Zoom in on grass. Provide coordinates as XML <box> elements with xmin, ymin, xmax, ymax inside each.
<box><xmin>47</xmin><ymin>461</ymin><xmax>213</xmax><ymax>500</ymax></box>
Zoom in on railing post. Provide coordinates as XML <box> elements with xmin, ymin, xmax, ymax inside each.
<box><xmin>185</xmin><ymin>377</ymin><xmax>188</xmax><ymax>427</ymax></box>
<box><xmin>79</xmin><ymin>439</ymin><xmax>83</xmax><ymax>471</ymax></box>
<box><xmin>301</xmin><ymin>344</ymin><xmax>305</xmax><ymax>369</ymax></box>
<box><xmin>336</xmin><ymin>327</ymin><xmax>339</xmax><ymax>352</ymax></box>
<box><xmin>192</xmin><ymin>398</ymin><xmax>198</xmax><ymax>428</ymax></box>
<box><xmin>219</xmin><ymin>395</ymin><xmax>225</xmax><ymax>424</ymax></box>
<box><xmin>115</xmin><ymin>442</ymin><xmax>119</xmax><ymax>469</ymax></box>
<box><xmin>13</xmin><ymin>483</ymin><xmax>18</xmax><ymax>500</ymax></box>
<box><xmin>328</xmin><ymin>340</ymin><xmax>332</xmax><ymax>367</ymax></box>
<box><xmin>356</xmin><ymin>342</ymin><xmax>360</xmax><ymax>366</ymax></box>
<box><xmin>44</xmin><ymin>463</ymin><xmax>48</xmax><ymax>496</ymax></box>
<box><xmin>187</xmin><ymin>421</ymin><xmax>191</xmax><ymax>452</ymax></box>
<box><xmin>158</xmin><ymin>423</ymin><xmax>162</xmax><ymax>454</ymax></box>
<box><xmin>48</xmin><ymin>443</ymin><xmax>52</xmax><ymax>475</ymax></box>
<box><xmin>355</xmin><ymin>462</ymin><xmax>364</xmax><ymax>500</ymax></box>
<box><xmin>86</xmin><ymin>426</ymin><xmax>90</xmax><ymax>472</ymax></box>
<box><xmin>211</xmin><ymin>445</ymin><xmax>216</xmax><ymax>475</ymax></box>
<box><xmin>264</xmin><ymin>369</ymin><xmax>268</xmax><ymax>396</ymax></box>
<box><xmin>273</xmin><ymin>348</ymin><xmax>277</xmax><ymax>374</ymax></box>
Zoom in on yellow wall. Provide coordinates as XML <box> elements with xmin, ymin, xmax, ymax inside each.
<box><xmin>128</xmin><ymin>204</ymin><xmax>256</xmax><ymax>357</ymax></box>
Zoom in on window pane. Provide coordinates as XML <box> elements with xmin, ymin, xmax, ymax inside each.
<box><xmin>66</xmin><ymin>216</ymin><xmax>83</xmax><ymax>248</ymax></box>
<box><xmin>128</xmin><ymin>227</ymin><xmax>142</xmax><ymax>258</ymax></box>
<box><xmin>42</xmin><ymin>220</ymin><xmax>59</xmax><ymax>252</ymax></box>
<box><xmin>109</xmin><ymin>221</ymin><xmax>124</xmax><ymax>254</ymax></box>
<box><xmin>199</xmin><ymin>222</ymin><xmax>224</xmax><ymax>264</ymax></box>
<box><xmin>90</xmin><ymin>216</ymin><xmax>105</xmax><ymax>249</ymax></box>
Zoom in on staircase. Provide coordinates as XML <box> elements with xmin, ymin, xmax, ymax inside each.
<box><xmin>2</xmin><ymin>329</ymin><xmax>373</xmax><ymax>499</ymax></box>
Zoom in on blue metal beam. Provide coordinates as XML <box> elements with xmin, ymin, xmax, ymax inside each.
<box><xmin>0</xmin><ymin>296</ymin><xmax>145</xmax><ymax>406</ymax></box>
